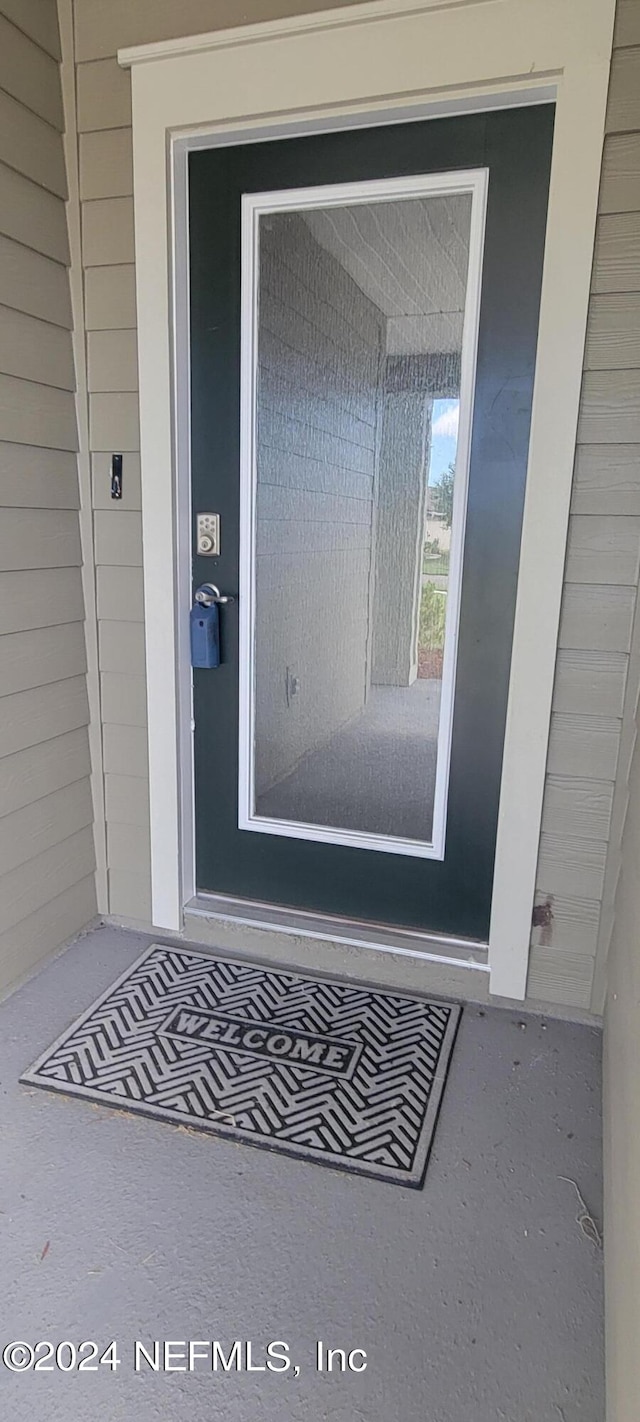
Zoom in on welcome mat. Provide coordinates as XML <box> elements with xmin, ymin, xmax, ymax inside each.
<box><xmin>21</xmin><ymin>944</ymin><xmax>461</xmax><ymax>1188</ymax></box>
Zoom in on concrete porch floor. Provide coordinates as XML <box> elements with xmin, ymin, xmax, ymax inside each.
<box><xmin>1</xmin><ymin>924</ymin><xmax>603</xmax><ymax>1422</ymax></box>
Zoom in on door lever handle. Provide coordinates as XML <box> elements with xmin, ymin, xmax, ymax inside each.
<box><xmin>194</xmin><ymin>582</ymin><xmax>234</xmax><ymax>606</ymax></box>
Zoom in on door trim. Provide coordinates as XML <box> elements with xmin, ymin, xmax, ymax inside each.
<box><xmin>187</xmin><ymin>893</ymin><xmax>490</xmax><ymax>971</ymax></box>
<box><xmin>120</xmin><ymin>0</ymin><xmax>615</xmax><ymax>999</ymax></box>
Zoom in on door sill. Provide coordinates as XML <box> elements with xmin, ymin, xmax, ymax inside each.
<box><xmin>185</xmin><ymin>893</ymin><xmax>489</xmax><ymax>971</ymax></box>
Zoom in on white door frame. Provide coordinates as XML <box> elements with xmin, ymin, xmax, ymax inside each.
<box><xmin>120</xmin><ymin>0</ymin><xmax>615</xmax><ymax>999</ymax></box>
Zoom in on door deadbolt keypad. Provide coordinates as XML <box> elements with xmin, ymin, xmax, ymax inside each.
<box><xmin>197</xmin><ymin>513</ymin><xmax>220</xmax><ymax>556</ymax></box>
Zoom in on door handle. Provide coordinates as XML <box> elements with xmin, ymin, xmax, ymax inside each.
<box><xmin>194</xmin><ymin>583</ymin><xmax>234</xmax><ymax>606</ymax></box>
<box><xmin>191</xmin><ymin>584</ymin><xmax>234</xmax><ymax>669</ymax></box>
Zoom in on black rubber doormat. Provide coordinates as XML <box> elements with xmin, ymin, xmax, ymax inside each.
<box><xmin>21</xmin><ymin>944</ymin><xmax>461</xmax><ymax>1188</ymax></box>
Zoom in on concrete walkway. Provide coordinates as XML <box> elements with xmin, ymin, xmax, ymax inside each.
<box><xmin>1</xmin><ymin>924</ymin><xmax>603</xmax><ymax>1422</ymax></box>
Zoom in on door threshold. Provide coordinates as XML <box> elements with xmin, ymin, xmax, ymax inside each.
<box><xmin>185</xmin><ymin>893</ymin><xmax>489</xmax><ymax>972</ymax></box>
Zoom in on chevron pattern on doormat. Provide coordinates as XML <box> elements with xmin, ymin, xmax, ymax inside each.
<box><xmin>21</xmin><ymin>944</ymin><xmax>461</xmax><ymax>1187</ymax></box>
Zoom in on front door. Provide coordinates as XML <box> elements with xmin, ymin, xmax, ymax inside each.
<box><xmin>189</xmin><ymin>106</ymin><xmax>553</xmax><ymax>942</ymax></box>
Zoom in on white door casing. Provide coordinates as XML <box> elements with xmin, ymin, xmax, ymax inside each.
<box><xmin>120</xmin><ymin>0</ymin><xmax>616</xmax><ymax>999</ymax></box>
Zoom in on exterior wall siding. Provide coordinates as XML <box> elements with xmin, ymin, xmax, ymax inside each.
<box><xmin>70</xmin><ymin>0</ymin><xmax>633</xmax><ymax>1011</ymax></box>
<box><xmin>528</xmin><ymin>2</ymin><xmax>640</xmax><ymax>1009</ymax></box>
<box><xmin>602</xmin><ymin>599</ymin><xmax>640</xmax><ymax>1422</ymax></box>
<box><xmin>0</xmin><ymin>0</ymin><xmax>96</xmax><ymax>995</ymax></box>
<box><xmin>594</xmin><ymin>14</ymin><xmax>640</xmax><ymax>1399</ymax></box>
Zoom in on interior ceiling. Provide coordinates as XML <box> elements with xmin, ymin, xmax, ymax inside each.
<box><xmin>303</xmin><ymin>193</ymin><xmax>471</xmax><ymax>355</ymax></box>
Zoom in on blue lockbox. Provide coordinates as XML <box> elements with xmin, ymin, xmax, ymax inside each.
<box><xmin>190</xmin><ymin>601</ymin><xmax>220</xmax><ymax>668</ymax></box>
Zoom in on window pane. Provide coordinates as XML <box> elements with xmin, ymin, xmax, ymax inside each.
<box><xmin>246</xmin><ymin>183</ymin><xmax>477</xmax><ymax>852</ymax></box>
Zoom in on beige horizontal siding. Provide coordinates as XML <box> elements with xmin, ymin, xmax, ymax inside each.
<box><xmin>592</xmin><ymin>212</ymin><xmax>640</xmax><ymax>292</ymax></box>
<box><xmin>553</xmin><ymin>651</ymin><xmax>627</xmax><ymax>718</ymax></box>
<box><xmin>0</xmin><ymin>88</ymin><xmax>66</xmax><ymax>197</ymax></box>
<box><xmin>89</xmin><ymin>391</ymin><xmax>139</xmax><ymax>450</ymax></box>
<box><xmin>0</xmin><ymin>508</ymin><xmax>81</xmax><ymax>569</ymax></box>
<box><xmin>607</xmin><ymin>46</ymin><xmax>640</xmax><ymax>133</ymax></box>
<box><xmin>0</xmin><ymin>442</ymin><xmax>79</xmax><ymax>507</ymax></box>
<box><xmin>564</xmin><ymin>514</ymin><xmax>640</xmax><ymax>584</ymax></box>
<box><xmin>0</xmin><ymin>622</ymin><xmax>87</xmax><ymax>696</ymax></box>
<box><xmin>579</xmin><ymin>370</ymin><xmax>640</xmax><ymax>444</ymax></box>
<box><xmin>615</xmin><ymin>0</ymin><xmax>640</xmax><ymax>47</ymax></box>
<box><xmin>108</xmin><ymin>868</ymin><xmax>152</xmax><ymax>922</ymax></box>
<box><xmin>599</xmin><ymin>132</ymin><xmax>640</xmax><ymax>215</ymax></box>
<box><xmin>0</xmin><ymin>875</ymin><xmax>96</xmax><ymax>997</ymax></box>
<box><xmin>0</xmin><ymin>780</ymin><xmax>93</xmax><ymax>878</ymax></box>
<box><xmin>77</xmin><ymin>57</ymin><xmax>132</xmax><ymax>132</ymax></box>
<box><xmin>537</xmin><ymin>833</ymin><xmax>608</xmax><ymax>901</ymax></box>
<box><xmin>0</xmin><ymin>727</ymin><xmax>91</xmax><ymax>818</ymax></box>
<box><xmin>102</xmin><ymin>723</ymin><xmax>148</xmax><ymax>777</ymax></box>
<box><xmin>96</xmin><ymin>564</ymin><xmax>144</xmax><ymax>621</ymax></box>
<box><xmin>541</xmin><ymin>776</ymin><xmax>614</xmax><ymax>842</ymax></box>
<box><xmin>82</xmin><ymin>197</ymin><xmax>134</xmax><ymax>266</ymax></box>
<box><xmin>0</xmin><ymin>160</ymin><xmax>69</xmax><ymax>262</ymax></box>
<box><xmin>98</xmin><ymin>619</ymin><xmax>145</xmax><ymax>675</ymax></box>
<box><xmin>572</xmin><ymin>445</ymin><xmax>640</xmax><ymax>514</ymax></box>
<box><xmin>598</xmin><ymin>65</ymin><xmax>640</xmax><ymax>1360</ymax></box>
<box><xmin>0</xmin><ymin>676</ymin><xmax>89</xmax><ymax>759</ymax></box>
<box><xmin>584</xmin><ymin>293</ymin><xmax>640</xmax><ymax>368</ymax></box>
<box><xmin>105</xmin><ymin>772</ymin><xmax>149</xmax><ymax>825</ymax></box>
<box><xmin>100</xmin><ymin>672</ymin><xmax>148</xmax><ymax>726</ymax></box>
<box><xmin>107</xmin><ymin>818</ymin><xmax>151</xmax><ymax>872</ymax></box>
<box><xmin>527</xmin><ymin>947</ymin><xmax>596</xmax><ymax>1010</ymax></box>
<box><xmin>531</xmin><ymin>27</ymin><xmax>640</xmax><ymax>1009</ymax></box>
<box><xmin>87</xmin><ymin>329</ymin><xmax>138</xmax><ymax>392</ymax></box>
<box><xmin>1</xmin><ymin>0</ymin><xmax>61</xmax><ymax>56</ymax></box>
<box><xmin>558</xmin><ymin>583</ymin><xmax>636</xmax><ymax>652</ymax></box>
<box><xmin>0</xmin><ymin>14</ymin><xmax>64</xmax><ymax>128</ymax></box>
<box><xmin>546</xmin><ymin>714</ymin><xmax>621</xmax><ymax>780</ymax></box>
<box><xmin>0</xmin><ymin>233</ymin><xmax>71</xmax><ymax>326</ymax></box>
<box><xmin>84</xmin><ymin>264</ymin><xmax>136</xmax><ymax>330</ymax></box>
<box><xmin>0</xmin><ymin>0</ymin><xmax>96</xmax><ymax>994</ymax></box>
<box><xmin>0</xmin><ymin>373</ymin><xmax>77</xmax><ymax>449</ymax></box>
<box><xmin>79</xmin><ymin>126</ymin><xmax>133</xmax><ymax>200</ymax></box>
<box><xmin>0</xmin><ymin>826</ymin><xmax>95</xmax><ymax>937</ymax></box>
<box><xmin>0</xmin><ymin>568</ymin><xmax>85</xmax><ymax>633</ymax></box>
<box><xmin>94</xmin><ymin>510</ymin><xmax>142</xmax><ymax>564</ymax></box>
<box><xmin>101</xmin><ymin>537</ymin><xmax>151</xmax><ymax>930</ymax></box>
<box><xmin>0</xmin><ymin>304</ymin><xmax>76</xmax><ymax>389</ymax></box>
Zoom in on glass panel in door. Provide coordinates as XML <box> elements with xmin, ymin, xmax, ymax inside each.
<box><xmin>239</xmin><ymin>174</ymin><xmax>486</xmax><ymax>859</ymax></box>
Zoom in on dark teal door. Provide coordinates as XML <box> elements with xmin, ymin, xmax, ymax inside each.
<box><xmin>189</xmin><ymin>105</ymin><xmax>553</xmax><ymax>941</ymax></box>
